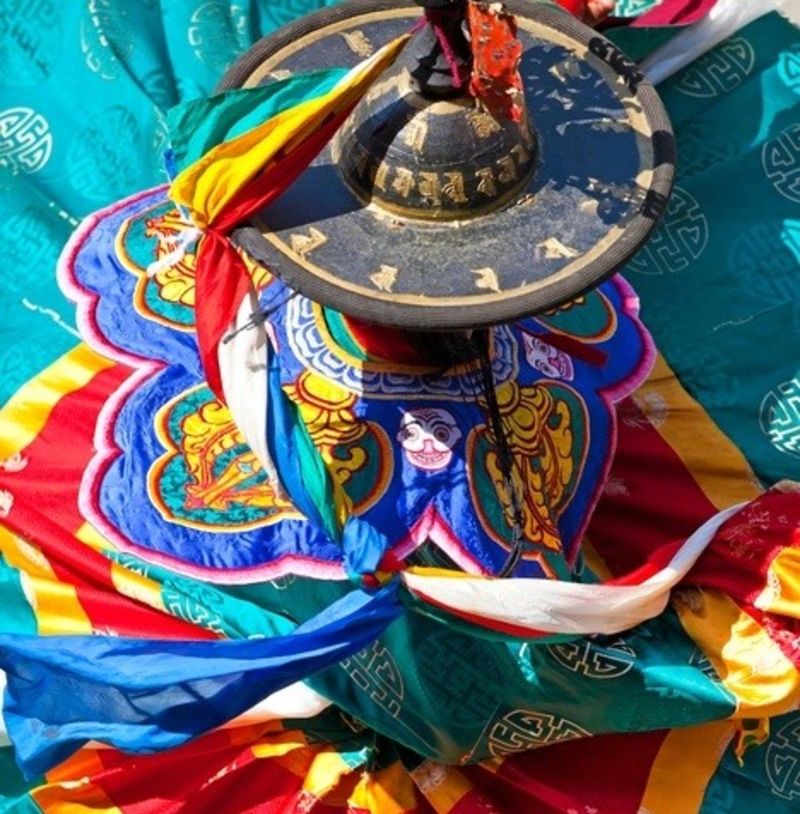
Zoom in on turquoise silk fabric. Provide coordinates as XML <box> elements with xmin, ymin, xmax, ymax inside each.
<box><xmin>0</xmin><ymin>0</ymin><xmax>339</xmax><ymax>406</ymax></box>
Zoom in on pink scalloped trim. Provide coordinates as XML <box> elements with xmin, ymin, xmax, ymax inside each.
<box><xmin>56</xmin><ymin>187</ymin><xmax>348</xmax><ymax>584</ymax></box>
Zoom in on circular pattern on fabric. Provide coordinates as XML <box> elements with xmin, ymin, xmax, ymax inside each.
<box><xmin>760</xmin><ymin>378</ymin><xmax>800</xmax><ymax>460</ymax></box>
<box><xmin>763</xmin><ymin>123</ymin><xmax>800</xmax><ymax>204</ymax></box>
<box><xmin>625</xmin><ymin>186</ymin><xmax>708</xmax><ymax>276</ymax></box>
<box><xmin>0</xmin><ymin>107</ymin><xmax>52</xmax><ymax>174</ymax></box>
<box><xmin>546</xmin><ymin>638</ymin><xmax>636</xmax><ymax>679</ymax></box>
<box><xmin>766</xmin><ymin>715</ymin><xmax>800</xmax><ymax>801</ymax></box>
<box><xmin>189</xmin><ymin>2</ymin><xmax>249</xmax><ymax>75</ymax></box>
<box><xmin>80</xmin><ymin>0</ymin><xmax>137</xmax><ymax>81</ymax></box>
<box><xmin>339</xmin><ymin>641</ymin><xmax>405</xmax><ymax>718</ymax></box>
<box><xmin>487</xmin><ymin>709</ymin><xmax>589</xmax><ymax>756</ymax></box>
<box><xmin>671</xmin><ymin>37</ymin><xmax>755</xmax><ymax>98</ymax></box>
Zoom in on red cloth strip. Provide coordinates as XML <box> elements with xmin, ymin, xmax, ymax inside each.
<box><xmin>345</xmin><ymin>316</ymin><xmax>433</xmax><ymax>366</ymax></box>
<box><xmin>633</xmin><ymin>0</ymin><xmax>719</xmax><ymax>27</ymax></box>
<box><xmin>466</xmin><ymin>730</ymin><xmax>667</xmax><ymax>814</ymax></box>
<box><xmin>588</xmin><ymin>397</ymin><xmax>719</xmax><ymax>574</ymax></box>
<box><xmin>195</xmin><ymin>103</ymin><xmax>358</xmax><ymax>399</ymax></box>
<box><xmin>684</xmin><ymin>488</ymin><xmax>800</xmax><ymax>621</ymax></box>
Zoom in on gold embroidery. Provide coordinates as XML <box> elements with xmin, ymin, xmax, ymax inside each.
<box><xmin>483</xmin><ymin>383</ymin><xmax>579</xmax><ymax>552</ymax></box>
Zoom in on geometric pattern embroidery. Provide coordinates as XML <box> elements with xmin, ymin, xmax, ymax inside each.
<box><xmin>760</xmin><ymin>377</ymin><xmax>800</xmax><ymax>458</ymax></box>
<box><xmin>110</xmin><ymin>553</ymin><xmax>228</xmax><ymax>635</ymax></box>
<box><xmin>727</xmin><ymin>221</ymin><xmax>800</xmax><ymax>307</ymax></box>
<box><xmin>672</xmin><ymin>38</ymin><xmax>755</xmax><ymax>98</ymax></box>
<box><xmin>763</xmin><ymin>123</ymin><xmax>800</xmax><ymax>204</ymax></box>
<box><xmin>625</xmin><ymin>186</ymin><xmax>709</xmax><ymax>276</ymax></box>
<box><xmin>487</xmin><ymin>709</ymin><xmax>589</xmax><ymax>756</ymax></box>
<box><xmin>287</xmin><ymin>296</ymin><xmax>518</xmax><ymax>400</ymax></box>
<box><xmin>161</xmin><ymin>582</ymin><xmax>226</xmax><ymax>636</ymax></box>
<box><xmin>766</xmin><ymin>715</ymin><xmax>800</xmax><ymax>801</ymax></box>
<box><xmin>547</xmin><ymin>638</ymin><xmax>636</xmax><ymax>679</ymax></box>
<box><xmin>188</xmin><ymin>1</ymin><xmax>249</xmax><ymax>75</ymax></box>
<box><xmin>417</xmin><ymin>631</ymin><xmax>507</xmax><ymax>726</ymax></box>
<box><xmin>340</xmin><ymin>641</ymin><xmax>405</xmax><ymax>718</ymax></box>
<box><xmin>0</xmin><ymin>106</ymin><xmax>53</xmax><ymax>174</ymax></box>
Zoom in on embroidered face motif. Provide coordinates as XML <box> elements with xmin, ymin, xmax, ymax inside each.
<box><xmin>397</xmin><ymin>409</ymin><xmax>462</xmax><ymax>471</ymax></box>
<box><xmin>523</xmin><ymin>335</ymin><xmax>575</xmax><ymax>381</ymax></box>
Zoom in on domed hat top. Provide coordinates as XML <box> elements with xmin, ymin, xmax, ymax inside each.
<box><xmin>222</xmin><ymin>0</ymin><xmax>675</xmax><ymax>330</ymax></box>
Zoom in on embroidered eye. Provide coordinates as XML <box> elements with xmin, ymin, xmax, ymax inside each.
<box><xmin>401</xmin><ymin>425</ymin><xmax>419</xmax><ymax>442</ymax></box>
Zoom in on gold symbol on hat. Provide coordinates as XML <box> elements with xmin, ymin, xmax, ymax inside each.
<box><xmin>496</xmin><ymin>156</ymin><xmax>519</xmax><ymax>185</ymax></box>
<box><xmin>392</xmin><ymin>167</ymin><xmax>416</xmax><ymax>199</ymax></box>
<box><xmin>475</xmin><ymin>168</ymin><xmax>498</xmax><ymax>197</ymax></box>
<box><xmin>403</xmin><ymin>118</ymin><xmax>429</xmax><ymax>153</ymax></box>
<box><xmin>537</xmin><ymin>238</ymin><xmax>579</xmax><ymax>260</ymax></box>
<box><xmin>341</xmin><ymin>30</ymin><xmax>373</xmax><ymax>57</ymax></box>
<box><xmin>290</xmin><ymin>227</ymin><xmax>328</xmax><ymax>258</ymax></box>
<box><xmin>370</xmin><ymin>265</ymin><xmax>398</xmax><ymax>293</ymax></box>
<box><xmin>466</xmin><ymin>109</ymin><xmax>501</xmax><ymax>139</ymax></box>
<box><xmin>472</xmin><ymin>267</ymin><xmax>500</xmax><ymax>293</ymax></box>
<box><xmin>442</xmin><ymin>172</ymin><xmax>468</xmax><ymax>204</ymax></box>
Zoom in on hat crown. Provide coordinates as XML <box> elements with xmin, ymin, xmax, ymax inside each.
<box><xmin>333</xmin><ymin>46</ymin><xmax>537</xmax><ymax>222</ymax></box>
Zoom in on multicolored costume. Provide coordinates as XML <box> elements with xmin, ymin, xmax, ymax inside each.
<box><xmin>0</xmin><ymin>1</ymin><xmax>799</xmax><ymax>812</ymax></box>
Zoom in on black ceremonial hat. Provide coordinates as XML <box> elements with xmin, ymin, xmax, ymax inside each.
<box><xmin>221</xmin><ymin>0</ymin><xmax>675</xmax><ymax>330</ymax></box>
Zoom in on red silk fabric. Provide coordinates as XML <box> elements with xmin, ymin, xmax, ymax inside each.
<box><xmin>194</xmin><ymin>102</ymin><xmax>358</xmax><ymax>399</ymax></box>
<box><xmin>633</xmin><ymin>0</ymin><xmax>719</xmax><ymax>26</ymax></box>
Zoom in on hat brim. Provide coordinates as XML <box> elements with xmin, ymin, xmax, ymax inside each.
<box><xmin>221</xmin><ymin>0</ymin><xmax>675</xmax><ymax>330</ymax></box>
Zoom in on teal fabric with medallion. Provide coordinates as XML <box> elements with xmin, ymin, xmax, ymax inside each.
<box><xmin>614</xmin><ymin>12</ymin><xmax>800</xmax><ymax>487</ymax></box>
<box><xmin>0</xmin><ymin>0</ymin><xmax>339</xmax><ymax>406</ymax></box>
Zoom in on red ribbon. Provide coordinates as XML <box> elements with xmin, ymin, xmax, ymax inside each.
<box><xmin>632</xmin><ymin>0</ymin><xmax>719</xmax><ymax>26</ymax></box>
<box><xmin>193</xmin><ymin>102</ymin><xmax>359</xmax><ymax>400</ymax></box>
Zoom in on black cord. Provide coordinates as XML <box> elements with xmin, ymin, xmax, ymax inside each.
<box><xmin>474</xmin><ymin>329</ymin><xmax>526</xmax><ymax>578</ymax></box>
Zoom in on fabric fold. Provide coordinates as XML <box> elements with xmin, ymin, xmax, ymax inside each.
<box><xmin>0</xmin><ymin>584</ymin><xmax>403</xmax><ymax>779</ymax></box>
